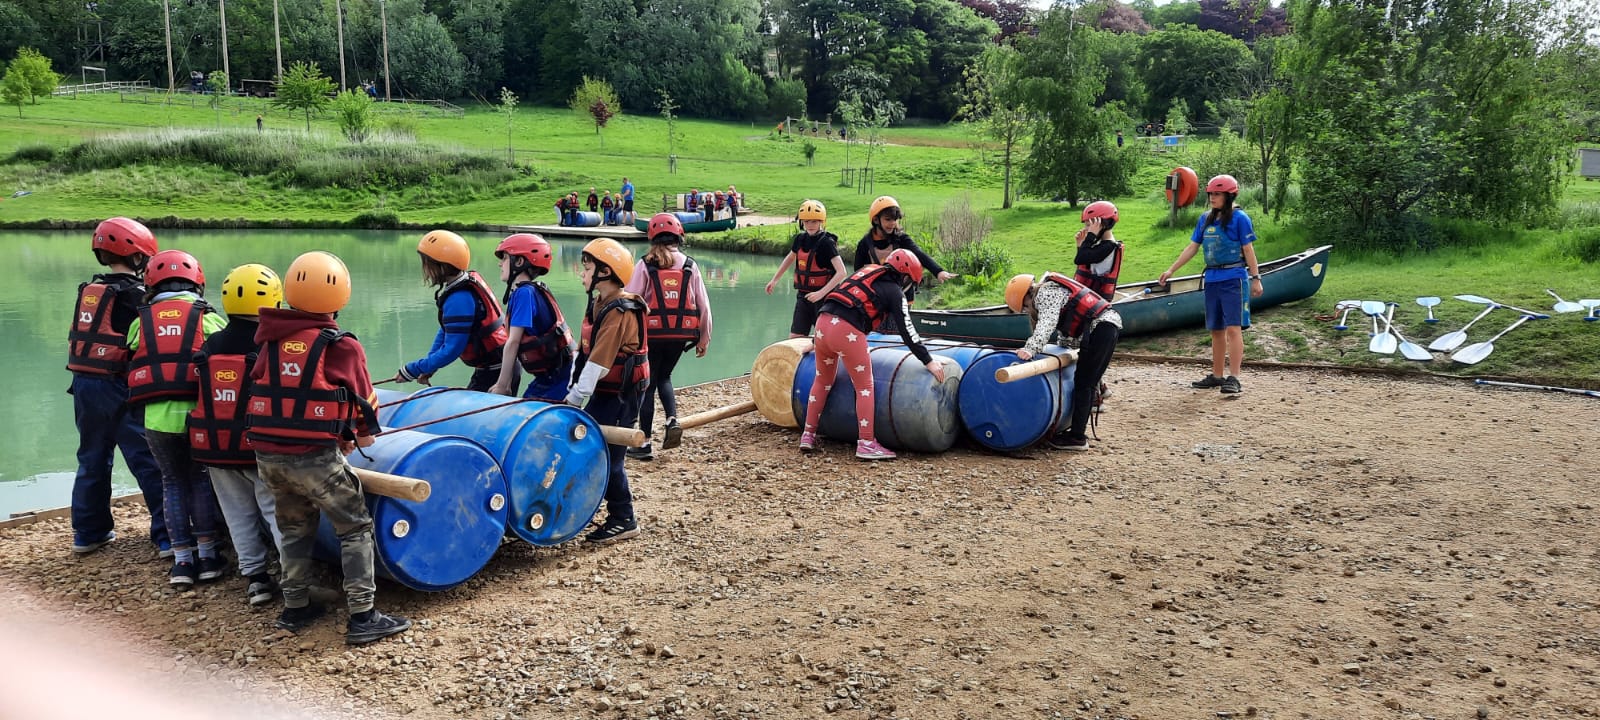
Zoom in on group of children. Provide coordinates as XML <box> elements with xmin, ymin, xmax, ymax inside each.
<box><xmin>556</xmin><ymin>180</ymin><xmax>640</xmax><ymax>227</ymax></box>
<box><xmin>67</xmin><ymin>213</ymin><xmax>715</xmax><ymax>644</ymax></box>
<box><xmin>682</xmin><ymin>186</ymin><xmax>741</xmax><ymax>223</ymax></box>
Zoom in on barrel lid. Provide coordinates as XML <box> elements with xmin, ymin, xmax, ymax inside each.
<box><xmin>958</xmin><ymin>352</ymin><xmax>1069</xmax><ymax>451</ymax></box>
<box><xmin>751</xmin><ymin>338</ymin><xmax>813</xmax><ymax>427</ymax></box>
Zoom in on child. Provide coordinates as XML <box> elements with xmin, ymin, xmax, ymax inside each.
<box><xmin>127</xmin><ymin>250</ymin><xmax>228</xmax><ymax>586</ymax></box>
<box><xmin>624</xmin><ymin>214</ymin><xmax>713</xmax><ymax>459</ymax></box>
<box><xmin>852</xmin><ymin>196</ymin><xmax>957</xmax><ymax>294</ymax></box>
<box><xmin>1157</xmin><ymin>174</ymin><xmax>1263</xmax><ymax>394</ymax></box>
<box><xmin>600</xmin><ymin>193</ymin><xmax>615</xmax><ymax>225</ymax></box>
<box><xmin>766</xmin><ymin>200</ymin><xmax>847</xmax><ymax>338</ymax></box>
<box><xmin>701</xmin><ymin>192</ymin><xmax>715</xmax><ymax>223</ymax></box>
<box><xmin>1074</xmin><ymin>201</ymin><xmax>1124</xmax><ymax>301</ymax></box>
<box><xmin>1004</xmin><ymin>272</ymin><xmax>1122</xmax><ymax>451</ymax></box>
<box><xmin>190</xmin><ymin>263</ymin><xmax>287</xmax><ymax>606</ymax></box>
<box><xmin>67</xmin><ymin>217</ymin><xmax>169</xmax><ymax>556</ymax></box>
<box><xmin>566</xmin><ymin>239</ymin><xmax>648</xmax><ymax>544</ymax></box>
<box><xmin>489</xmin><ymin>234</ymin><xmax>576</xmax><ymax>402</ymax></box>
<box><xmin>802</xmin><ymin>250</ymin><xmax>946</xmax><ymax>461</ymax></box>
<box><xmin>248</xmin><ymin>251</ymin><xmax>410</xmax><ymax>645</ymax></box>
<box><xmin>391</xmin><ymin>230</ymin><xmax>511</xmax><ymax>393</ymax></box>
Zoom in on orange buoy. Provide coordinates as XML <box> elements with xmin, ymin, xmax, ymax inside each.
<box><xmin>1166</xmin><ymin>166</ymin><xmax>1199</xmax><ymax>208</ymax></box>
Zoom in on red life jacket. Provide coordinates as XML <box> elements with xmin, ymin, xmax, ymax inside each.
<box><xmin>437</xmin><ymin>271</ymin><xmax>509</xmax><ymax>368</ymax></box>
<box><xmin>792</xmin><ymin>233</ymin><xmax>836</xmax><ymax>292</ymax></box>
<box><xmin>127</xmin><ymin>298</ymin><xmax>211</xmax><ymax>404</ymax></box>
<box><xmin>1042</xmin><ymin>272</ymin><xmax>1111</xmax><ymax>339</ymax></box>
<box><xmin>188</xmin><ymin>352</ymin><xmax>255</xmax><ymax>465</ymax></box>
<box><xmin>580</xmin><ymin>296</ymin><xmax>650</xmax><ymax>396</ymax></box>
<box><xmin>824</xmin><ymin>265</ymin><xmax>892</xmax><ymax>327</ymax></box>
<box><xmin>66</xmin><ymin>277</ymin><xmax>137</xmax><ymax>376</ymax></box>
<box><xmin>1073</xmin><ymin>241</ymin><xmax>1123</xmax><ymax>301</ymax></box>
<box><xmin>247</xmin><ymin>328</ymin><xmax>374</xmax><ymax>447</ymax></box>
<box><xmin>644</xmin><ymin>257</ymin><xmax>702</xmax><ymax>343</ymax></box>
<box><xmin>513</xmin><ymin>281</ymin><xmax>576</xmax><ymax>375</ymax></box>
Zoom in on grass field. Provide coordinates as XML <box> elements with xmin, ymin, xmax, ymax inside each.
<box><xmin>2</xmin><ymin>92</ymin><xmax>1597</xmax><ymax>382</ymax></box>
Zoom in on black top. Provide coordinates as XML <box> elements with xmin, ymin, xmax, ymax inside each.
<box><xmin>818</xmin><ymin>276</ymin><xmax>934</xmax><ymax>366</ymax></box>
<box><xmin>1074</xmin><ymin>237</ymin><xmax>1118</xmax><ymax>267</ymax></box>
<box><xmin>790</xmin><ymin>231</ymin><xmax>841</xmax><ymax>264</ymax></box>
<box><xmin>851</xmin><ymin>231</ymin><xmax>945</xmax><ymax>275</ymax></box>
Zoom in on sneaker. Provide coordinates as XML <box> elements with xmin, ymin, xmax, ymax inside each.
<box><xmin>1058</xmin><ymin>435</ymin><xmax>1090</xmax><ymax>452</ymax></box>
<box><xmin>197</xmin><ymin>555</ymin><xmax>229</xmax><ymax>582</ymax></box>
<box><xmin>661</xmin><ymin>417</ymin><xmax>684</xmax><ymax>450</ymax></box>
<box><xmin>798</xmin><ymin>430</ymin><xmax>817</xmax><ymax>452</ymax></box>
<box><xmin>1191</xmin><ymin>374</ymin><xmax>1225</xmax><ymax>389</ymax></box>
<box><xmin>346</xmin><ymin>609</ymin><xmax>413</xmax><ymax>645</ymax></box>
<box><xmin>72</xmin><ymin>531</ymin><xmax>116</xmax><ymax>555</ymax></box>
<box><xmin>855</xmin><ymin>440</ymin><xmax>897</xmax><ymax>461</ymax></box>
<box><xmin>625</xmin><ymin>443</ymin><xmax>655</xmax><ymax>461</ymax></box>
<box><xmin>1220</xmin><ymin>376</ymin><xmax>1242</xmax><ymax>394</ymax></box>
<box><xmin>169</xmin><ymin>561</ymin><xmax>197</xmax><ymax>587</ymax></box>
<box><xmin>275</xmin><ymin>604</ymin><xmax>327</xmax><ymax>632</ymax></box>
<box><xmin>246</xmin><ymin>573</ymin><xmax>278</xmax><ymax>607</ymax></box>
<box><xmin>156</xmin><ymin>539</ymin><xmax>174</xmax><ymax>559</ymax></box>
<box><xmin>584</xmin><ymin>518</ymin><xmax>640</xmax><ymax>545</ymax></box>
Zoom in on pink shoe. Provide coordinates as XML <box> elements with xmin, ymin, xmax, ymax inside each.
<box><xmin>799</xmin><ymin>430</ymin><xmax>817</xmax><ymax>451</ymax></box>
<box><xmin>855</xmin><ymin>440</ymin><xmax>896</xmax><ymax>460</ymax></box>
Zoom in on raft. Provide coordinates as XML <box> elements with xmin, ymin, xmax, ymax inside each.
<box><xmin>787</xmin><ymin>345</ymin><xmax>964</xmax><ymax>453</ymax></box>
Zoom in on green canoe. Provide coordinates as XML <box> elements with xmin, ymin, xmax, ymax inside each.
<box><xmin>910</xmin><ymin>245</ymin><xmax>1332</xmax><ymax>346</ymax></box>
<box><xmin>633</xmin><ymin>216</ymin><xmax>738</xmax><ymax>234</ymax></box>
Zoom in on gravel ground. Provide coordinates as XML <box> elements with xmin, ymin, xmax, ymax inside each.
<box><xmin>3</xmin><ymin>365</ymin><xmax>1598</xmax><ymax>720</ymax></box>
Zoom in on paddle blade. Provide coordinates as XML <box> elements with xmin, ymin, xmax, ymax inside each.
<box><xmin>1370</xmin><ymin>332</ymin><xmax>1397</xmax><ymax>354</ymax></box>
<box><xmin>1428</xmin><ymin>331</ymin><xmax>1465</xmax><ymax>352</ymax></box>
<box><xmin>1451</xmin><ymin>341</ymin><xmax>1493</xmax><ymax>365</ymax></box>
<box><xmin>1554</xmin><ymin>301</ymin><xmax>1583</xmax><ymax>313</ymax></box>
<box><xmin>1454</xmin><ymin>294</ymin><xmax>1493</xmax><ymax>304</ymax></box>
<box><xmin>1399</xmin><ymin>341</ymin><xmax>1432</xmax><ymax>361</ymax></box>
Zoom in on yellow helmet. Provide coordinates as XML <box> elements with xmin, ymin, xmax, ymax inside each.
<box><xmin>1004</xmin><ymin>274</ymin><xmax>1036</xmax><ymax>313</ymax></box>
<box><xmin>868</xmin><ymin>195</ymin><xmax>900</xmax><ymax>222</ymax></box>
<box><xmin>418</xmin><ymin>229</ymin><xmax>470</xmax><ymax>271</ymax></box>
<box><xmin>284</xmin><ymin>251</ymin><xmax>352</xmax><ymax>314</ymax></box>
<box><xmin>582</xmin><ymin>238</ymin><xmax>634</xmax><ymax>286</ymax></box>
<box><xmin>797</xmin><ymin>199</ymin><xmax>826</xmax><ymax>223</ymax></box>
<box><xmin>221</xmin><ymin>263</ymin><xmax>283</xmax><ymax>317</ymax></box>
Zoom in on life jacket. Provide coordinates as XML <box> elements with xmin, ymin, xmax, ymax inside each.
<box><xmin>246</xmin><ymin>328</ymin><xmax>376</xmax><ymax>446</ymax></box>
<box><xmin>127</xmin><ymin>298</ymin><xmax>211</xmax><ymax>404</ymax></box>
<box><xmin>1074</xmin><ymin>240</ymin><xmax>1123</xmax><ymax>301</ymax></box>
<box><xmin>579</xmin><ymin>296</ymin><xmax>650</xmax><ymax>396</ymax></box>
<box><xmin>66</xmin><ymin>276</ymin><xmax>138</xmax><ymax>376</ymax></box>
<box><xmin>714</xmin><ymin>192</ymin><xmax>725</xmax><ymax>210</ymax></box>
<box><xmin>1041</xmin><ymin>272</ymin><xmax>1111</xmax><ymax>339</ymax></box>
<box><xmin>1201</xmin><ymin>211</ymin><xmax>1245</xmax><ymax>270</ymax></box>
<box><xmin>188</xmin><ymin>352</ymin><xmax>255</xmax><ymax>465</ymax></box>
<box><xmin>512</xmin><ymin>281</ymin><xmax>576</xmax><ymax>375</ymax></box>
<box><xmin>824</xmin><ymin>265</ymin><xmax>893</xmax><ymax>327</ymax></box>
<box><xmin>436</xmin><ymin>271</ymin><xmax>508</xmax><ymax>368</ymax></box>
<box><xmin>792</xmin><ymin>233</ymin><xmax>837</xmax><ymax>292</ymax></box>
<box><xmin>644</xmin><ymin>257</ymin><xmax>702</xmax><ymax>343</ymax></box>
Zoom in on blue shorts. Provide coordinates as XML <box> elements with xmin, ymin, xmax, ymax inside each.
<box><xmin>1204</xmin><ymin>277</ymin><xmax>1250</xmax><ymax>330</ymax></box>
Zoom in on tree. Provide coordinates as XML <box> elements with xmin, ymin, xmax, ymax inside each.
<box><xmin>1196</xmin><ymin>0</ymin><xmax>1286</xmax><ymax>41</ymax></box>
<box><xmin>330</xmin><ymin>89</ymin><xmax>376</xmax><ymax>142</ymax></box>
<box><xmin>570</xmin><ymin>76</ymin><xmax>619</xmax><ymax>145</ymax></box>
<box><xmin>657</xmin><ymin>89</ymin><xmax>682</xmax><ymax>167</ymax></box>
<box><xmin>206</xmin><ymin>71</ymin><xmax>229</xmax><ymax>127</ymax></box>
<box><xmin>1135</xmin><ymin>24</ymin><xmax>1254</xmax><ymax>124</ymax></box>
<box><xmin>1095</xmin><ymin>1</ymin><xmax>1151</xmax><ymax>34</ymax></box>
<box><xmin>1</xmin><ymin>62</ymin><xmax>30</xmax><ymax>117</ymax></box>
<box><xmin>496</xmin><ymin>87</ymin><xmax>518</xmax><ymax>166</ymax></box>
<box><xmin>835</xmin><ymin>66</ymin><xmax>906</xmax><ymax>180</ymax></box>
<box><xmin>955</xmin><ymin>0</ymin><xmax>1032</xmax><ymax>38</ymax></box>
<box><xmin>439</xmin><ymin>0</ymin><xmax>507</xmax><ymax>96</ymax></box>
<box><xmin>958</xmin><ymin>44</ymin><xmax>1032</xmax><ymax>209</ymax></box>
<box><xmin>5</xmin><ymin>47</ymin><xmax>58</xmax><ymax>105</ymax></box>
<box><xmin>272</xmin><ymin>61</ymin><xmax>336</xmax><ymax>131</ymax></box>
<box><xmin>390</xmin><ymin>12</ymin><xmax>469</xmax><ymax>99</ymax></box>
<box><xmin>0</xmin><ymin>2</ymin><xmax>39</xmax><ymax>62</ymax></box>
<box><xmin>767</xmin><ymin>78</ymin><xmax>807</xmax><ymax>119</ymax></box>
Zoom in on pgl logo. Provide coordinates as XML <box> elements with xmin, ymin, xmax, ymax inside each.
<box><xmin>82</xmin><ymin>295</ymin><xmax>100</xmax><ymax>306</ymax></box>
<box><xmin>215</xmin><ymin>369</ymin><xmax>239</xmax><ymax>382</ymax></box>
<box><xmin>664</xmin><ymin>277</ymin><xmax>680</xmax><ymax>288</ymax></box>
<box><xmin>282</xmin><ymin>340</ymin><xmax>309</xmax><ymax>354</ymax></box>
<box><xmin>158</xmin><ymin>309</ymin><xmax>182</xmax><ymax>319</ymax></box>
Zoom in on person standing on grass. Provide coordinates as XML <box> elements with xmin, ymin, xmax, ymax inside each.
<box><xmin>767</xmin><ymin>200</ymin><xmax>847</xmax><ymax>339</ymax></box>
<box><xmin>624</xmin><ymin>214</ymin><xmax>714</xmax><ymax>461</ymax></box>
<box><xmin>1157</xmin><ymin>174</ymin><xmax>1263</xmax><ymax>395</ymax></box>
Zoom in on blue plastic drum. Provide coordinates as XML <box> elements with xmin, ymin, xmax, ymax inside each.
<box><xmin>957</xmin><ymin>350</ymin><xmax>1076</xmax><ymax>451</ymax></box>
<box><xmin>379</xmin><ymin>387</ymin><xmax>609</xmax><ymax>546</ymax></box>
<box><xmin>790</xmin><ymin>345</ymin><xmax>963</xmax><ymax>453</ymax></box>
<box><xmin>554</xmin><ymin>210</ymin><xmax>604</xmax><ymax>227</ymax></box>
<box><xmin>319</xmin><ymin>430</ymin><xmax>509</xmax><ymax>591</ymax></box>
<box><xmin>672</xmin><ymin>211</ymin><xmax>704</xmax><ymax>225</ymax></box>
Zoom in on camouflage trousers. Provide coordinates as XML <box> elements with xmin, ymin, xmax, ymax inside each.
<box><xmin>256</xmin><ymin>447</ymin><xmax>376</xmax><ymax>614</ymax></box>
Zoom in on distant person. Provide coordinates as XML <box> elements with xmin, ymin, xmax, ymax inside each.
<box><xmin>1157</xmin><ymin>174</ymin><xmax>1263</xmax><ymax>395</ymax></box>
<box><xmin>612</xmin><ymin>192</ymin><xmax>624</xmax><ymax>224</ymax></box>
<box><xmin>365</xmin><ymin>81</ymin><xmax>378</xmax><ymax>100</ymax></box>
<box><xmin>726</xmin><ymin>185</ymin><xmax>740</xmax><ymax>216</ymax></box>
<box><xmin>587</xmin><ymin>187</ymin><xmax>599</xmax><ymax>214</ymax></box>
<box><xmin>1116</xmin><ymin>130</ymin><xmax>1124</xmax><ymax>148</ymax></box>
<box><xmin>701</xmin><ymin>192</ymin><xmax>715</xmax><ymax>223</ymax></box>
<box><xmin>766</xmin><ymin>200</ymin><xmax>847</xmax><ymax>339</ymax></box>
<box><xmin>600</xmin><ymin>192</ymin><xmax>615</xmax><ymax>225</ymax></box>
<box><xmin>620</xmin><ymin>177</ymin><xmax>635</xmax><ymax>224</ymax></box>
<box><xmin>390</xmin><ymin>231</ymin><xmax>512</xmax><ymax>393</ymax></box>
<box><xmin>256</xmin><ymin>115</ymin><xmax>263</xmax><ymax>133</ymax></box>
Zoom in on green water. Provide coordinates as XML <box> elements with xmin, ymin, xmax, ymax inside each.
<box><xmin>0</xmin><ymin>228</ymin><xmax>790</xmax><ymax>517</ymax></box>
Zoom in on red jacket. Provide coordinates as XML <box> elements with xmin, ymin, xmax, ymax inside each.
<box><xmin>248</xmin><ymin>307</ymin><xmax>377</xmax><ymax>455</ymax></box>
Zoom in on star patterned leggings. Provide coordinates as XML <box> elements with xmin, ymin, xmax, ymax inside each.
<box><xmin>803</xmin><ymin>312</ymin><xmax>877</xmax><ymax>443</ymax></box>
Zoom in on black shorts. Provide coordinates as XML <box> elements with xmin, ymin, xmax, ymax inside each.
<box><xmin>790</xmin><ymin>294</ymin><xmax>821</xmax><ymax>336</ymax></box>
<box><xmin>623</xmin><ymin>199</ymin><xmax>634</xmax><ymax>211</ymax></box>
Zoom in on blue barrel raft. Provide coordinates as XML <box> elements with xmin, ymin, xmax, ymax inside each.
<box><xmin>554</xmin><ymin>210</ymin><xmax>604</xmax><ymax>227</ymax></box>
<box><xmin>957</xmin><ymin>349</ymin><xmax>1075</xmax><ymax>451</ymax></box>
<box><xmin>377</xmin><ymin>387</ymin><xmax>609</xmax><ymax>546</ymax></box>
<box><xmin>789</xmin><ymin>346</ymin><xmax>963</xmax><ymax>453</ymax></box>
<box><xmin>671</xmin><ymin>211</ymin><xmax>704</xmax><ymax>226</ymax></box>
<box><xmin>318</xmin><ymin>430</ymin><xmax>509</xmax><ymax>591</ymax></box>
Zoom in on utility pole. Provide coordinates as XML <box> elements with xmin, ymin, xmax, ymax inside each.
<box><xmin>219</xmin><ymin>0</ymin><xmax>230</xmax><ymax>91</ymax></box>
<box><xmin>380</xmin><ymin>0</ymin><xmax>391</xmax><ymax>101</ymax></box>
<box><xmin>335</xmin><ymin>0</ymin><xmax>346</xmax><ymax>91</ymax></box>
<box><xmin>163</xmin><ymin>0</ymin><xmax>175</xmax><ymax>92</ymax></box>
<box><xmin>273</xmin><ymin>0</ymin><xmax>282</xmax><ymax>80</ymax></box>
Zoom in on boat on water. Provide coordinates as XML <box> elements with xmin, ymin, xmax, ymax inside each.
<box><xmin>634</xmin><ymin>211</ymin><xmax>738</xmax><ymax>234</ymax></box>
<box><xmin>910</xmin><ymin>245</ymin><xmax>1332</xmax><ymax>346</ymax></box>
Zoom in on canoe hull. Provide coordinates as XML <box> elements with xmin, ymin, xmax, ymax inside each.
<box><xmin>633</xmin><ymin>216</ymin><xmax>738</xmax><ymax>234</ymax></box>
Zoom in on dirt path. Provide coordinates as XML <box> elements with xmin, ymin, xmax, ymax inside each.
<box><xmin>3</xmin><ymin>362</ymin><xmax>1597</xmax><ymax>719</ymax></box>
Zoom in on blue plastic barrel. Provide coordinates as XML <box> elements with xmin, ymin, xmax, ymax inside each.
<box><xmin>958</xmin><ymin>350</ymin><xmax>1076</xmax><ymax>451</ymax></box>
<box><xmin>378</xmin><ymin>387</ymin><xmax>609</xmax><ymax>546</ymax></box>
<box><xmin>790</xmin><ymin>346</ymin><xmax>963</xmax><ymax>453</ymax></box>
<box><xmin>673</xmin><ymin>211</ymin><xmax>703</xmax><ymax>225</ymax></box>
<box><xmin>319</xmin><ymin>430</ymin><xmax>509</xmax><ymax>591</ymax></box>
<box><xmin>553</xmin><ymin>210</ymin><xmax>604</xmax><ymax>227</ymax></box>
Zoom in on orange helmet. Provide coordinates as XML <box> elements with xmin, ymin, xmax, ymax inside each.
<box><xmin>418</xmin><ymin>230</ymin><xmax>469</xmax><ymax>271</ymax></box>
<box><xmin>146</xmin><ymin>250</ymin><xmax>205</xmax><ymax>288</ymax></box>
<box><xmin>582</xmin><ymin>238</ymin><xmax>634</xmax><ymax>286</ymax></box>
<box><xmin>883</xmin><ymin>248</ymin><xmax>923</xmax><ymax>284</ymax></box>
<box><xmin>647</xmin><ymin>213</ymin><xmax>684</xmax><ymax>243</ymax></box>
<box><xmin>1005</xmin><ymin>274</ymin><xmax>1036</xmax><ymax>313</ymax></box>
<box><xmin>868</xmin><ymin>196</ymin><xmax>901</xmax><ymax>222</ymax></box>
<box><xmin>92</xmin><ymin>217</ymin><xmax>158</xmax><ymax>260</ymax></box>
<box><xmin>1081</xmin><ymin>201</ymin><xmax>1119</xmax><ymax>223</ymax></box>
<box><xmin>1206</xmin><ymin>174</ymin><xmax>1239</xmax><ymax>194</ymax></box>
<box><xmin>284</xmin><ymin>251</ymin><xmax>352</xmax><ymax>314</ymax></box>
<box><xmin>495</xmin><ymin>233</ymin><xmax>553</xmax><ymax>272</ymax></box>
<box><xmin>797</xmin><ymin>200</ymin><xmax>826</xmax><ymax>223</ymax></box>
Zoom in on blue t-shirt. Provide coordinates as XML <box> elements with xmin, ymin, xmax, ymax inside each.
<box><xmin>507</xmin><ymin>282</ymin><xmax>558</xmax><ymax>336</ymax></box>
<box><xmin>621</xmin><ymin>181</ymin><xmax>634</xmax><ymax>202</ymax></box>
<box><xmin>1190</xmin><ymin>208</ymin><xmax>1256</xmax><ymax>282</ymax></box>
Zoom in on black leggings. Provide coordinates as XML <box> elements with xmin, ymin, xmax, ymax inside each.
<box><xmin>638</xmin><ymin>342</ymin><xmax>690</xmax><ymax>438</ymax></box>
<box><xmin>1068</xmin><ymin>322</ymin><xmax>1119</xmax><ymax>439</ymax></box>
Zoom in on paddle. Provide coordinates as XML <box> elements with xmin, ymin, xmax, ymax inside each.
<box><xmin>1369</xmin><ymin>303</ymin><xmax>1397</xmax><ymax>355</ymax></box>
<box><xmin>1360</xmin><ymin>300</ymin><xmax>1385</xmax><ymax>337</ymax></box>
<box><xmin>1428</xmin><ymin>303</ymin><xmax>1496</xmax><ymax>352</ymax></box>
<box><xmin>1450</xmin><ymin>315</ymin><xmax>1533</xmax><ymax>365</ymax></box>
<box><xmin>1333</xmin><ymin>300</ymin><xmax>1360</xmax><ymax>330</ymax></box>
<box><xmin>1377</xmin><ymin>306</ymin><xmax>1432</xmax><ymax>361</ymax></box>
<box><xmin>1580</xmin><ymin>299</ymin><xmax>1600</xmax><ymax>322</ymax></box>
<box><xmin>1453</xmin><ymin>294</ymin><xmax>1551</xmax><ymax>319</ymax></box>
<box><xmin>1415</xmin><ymin>296</ymin><xmax>1441</xmax><ymax>323</ymax></box>
<box><xmin>1474</xmin><ymin>379</ymin><xmax>1600</xmax><ymax>399</ymax></box>
<box><xmin>1545</xmin><ymin>289</ymin><xmax>1584</xmax><ymax>314</ymax></box>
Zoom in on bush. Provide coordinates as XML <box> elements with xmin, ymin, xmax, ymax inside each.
<box><xmin>767</xmin><ymin>78</ymin><xmax>806</xmax><ymax>120</ymax></box>
<box><xmin>349</xmin><ymin>209</ymin><xmax>400</xmax><ymax>229</ymax></box>
<box><xmin>7</xmin><ymin>143</ymin><xmax>54</xmax><ymax>163</ymax></box>
<box><xmin>929</xmin><ymin>194</ymin><xmax>1011</xmax><ymax>292</ymax></box>
<box><xmin>1562</xmin><ymin>226</ymin><xmax>1600</xmax><ymax>264</ymax></box>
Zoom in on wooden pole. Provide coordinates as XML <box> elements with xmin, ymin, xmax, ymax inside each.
<box><xmin>162</xmin><ymin>0</ymin><xmax>175</xmax><ymax>93</ymax></box>
<box><xmin>600</xmin><ymin>425</ymin><xmax>646</xmax><ymax>448</ymax></box>
<box><xmin>351</xmin><ymin>467</ymin><xmax>431</xmax><ymax>502</ymax></box>
<box><xmin>335</xmin><ymin>0</ymin><xmax>346</xmax><ymax>91</ymax></box>
<box><xmin>994</xmin><ymin>350</ymin><xmax>1079</xmax><ymax>383</ymax></box>
<box><xmin>678</xmin><ymin>400</ymin><xmax>758</xmax><ymax>430</ymax></box>
<box><xmin>272</xmin><ymin>0</ymin><xmax>282</xmax><ymax>80</ymax></box>
<box><xmin>380</xmin><ymin>0</ymin><xmax>391</xmax><ymax>101</ymax></box>
<box><xmin>219</xmin><ymin>0</ymin><xmax>230</xmax><ymax>93</ymax></box>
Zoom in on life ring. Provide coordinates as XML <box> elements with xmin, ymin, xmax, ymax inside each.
<box><xmin>1166</xmin><ymin>166</ymin><xmax>1199</xmax><ymax>208</ymax></box>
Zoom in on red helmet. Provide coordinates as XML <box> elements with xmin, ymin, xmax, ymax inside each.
<box><xmin>92</xmin><ymin>217</ymin><xmax>158</xmax><ymax>259</ymax></box>
<box><xmin>883</xmin><ymin>249</ymin><xmax>924</xmax><ymax>284</ymax></box>
<box><xmin>1081</xmin><ymin>201</ymin><xmax>1118</xmax><ymax>223</ymax></box>
<box><xmin>495</xmin><ymin>233</ymin><xmax>553</xmax><ymax>272</ymax></box>
<box><xmin>647</xmin><ymin>212</ymin><xmax>684</xmax><ymax>243</ymax></box>
<box><xmin>145</xmin><ymin>250</ymin><xmax>205</xmax><ymax>288</ymax></box>
<box><xmin>1206</xmin><ymin>174</ymin><xmax>1240</xmax><ymax>194</ymax></box>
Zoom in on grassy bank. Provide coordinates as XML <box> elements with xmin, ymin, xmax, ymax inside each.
<box><xmin>1</xmin><ymin>94</ymin><xmax>1597</xmax><ymax>382</ymax></box>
